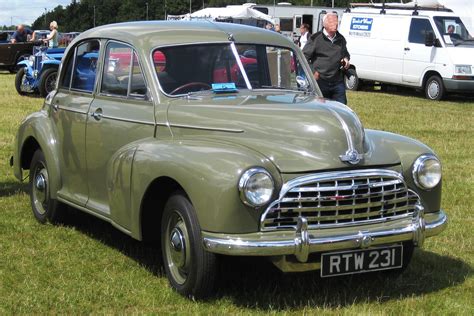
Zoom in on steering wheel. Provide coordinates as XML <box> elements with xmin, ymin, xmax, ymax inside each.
<box><xmin>170</xmin><ymin>82</ymin><xmax>211</xmax><ymax>95</ymax></box>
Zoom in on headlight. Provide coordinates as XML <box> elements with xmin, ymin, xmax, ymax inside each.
<box><xmin>238</xmin><ymin>168</ymin><xmax>274</xmax><ymax>207</ymax></box>
<box><xmin>454</xmin><ymin>65</ymin><xmax>472</xmax><ymax>75</ymax></box>
<box><xmin>412</xmin><ymin>155</ymin><xmax>442</xmax><ymax>190</ymax></box>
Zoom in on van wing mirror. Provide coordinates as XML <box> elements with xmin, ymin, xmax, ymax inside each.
<box><xmin>425</xmin><ymin>32</ymin><xmax>435</xmax><ymax>47</ymax></box>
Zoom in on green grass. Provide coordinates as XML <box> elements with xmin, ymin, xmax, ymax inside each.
<box><xmin>0</xmin><ymin>72</ymin><xmax>473</xmax><ymax>314</ymax></box>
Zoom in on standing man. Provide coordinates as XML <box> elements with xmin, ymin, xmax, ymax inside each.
<box><xmin>303</xmin><ymin>13</ymin><xmax>350</xmax><ymax>104</ymax></box>
<box><xmin>10</xmin><ymin>24</ymin><xmax>33</xmax><ymax>43</ymax></box>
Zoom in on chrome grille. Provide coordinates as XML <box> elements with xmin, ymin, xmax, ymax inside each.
<box><xmin>261</xmin><ymin>170</ymin><xmax>419</xmax><ymax>231</ymax></box>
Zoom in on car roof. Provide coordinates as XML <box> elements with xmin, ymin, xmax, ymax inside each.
<box><xmin>74</xmin><ymin>21</ymin><xmax>294</xmax><ymax>52</ymax></box>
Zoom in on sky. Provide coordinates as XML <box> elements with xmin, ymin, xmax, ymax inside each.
<box><xmin>0</xmin><ymin>0</ymin><xmax>71</xmax><ymax>27</ymax></box>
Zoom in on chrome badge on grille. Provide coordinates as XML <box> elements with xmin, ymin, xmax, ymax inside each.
<box><xmin>339</xmin><ymin>149</ymin><xmax>363</xmax><ymax>165</ymax></box>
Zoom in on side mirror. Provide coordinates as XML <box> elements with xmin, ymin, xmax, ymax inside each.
<box><xmin>425</xmin><ymin>32</ymin><xmax>435</xmax><ymax>46</ymax></box>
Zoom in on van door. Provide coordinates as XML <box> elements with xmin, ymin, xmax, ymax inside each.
<box><xmin>374</xmin><ymin>16</ymin><xmax>409</xmax><ymax>84</ymax></box>
<box><xmin>402</xmin><ymin>18</ymin><xmax>437</xmax><ymax>85</ymax></box>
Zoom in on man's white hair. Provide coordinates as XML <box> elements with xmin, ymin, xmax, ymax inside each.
<box><xmin>322</xmin><ymin>12</ymin><xmax>338</xmax><ymax>27</ymax></box>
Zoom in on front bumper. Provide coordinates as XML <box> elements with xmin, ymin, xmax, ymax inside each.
<box><xmin>202</xmin><ymin>208</ymin><xmax>447</xmax><ymax>263</ymax></box>
<box><xmin>443</xmin><ymin>78</ymin><xmax>474</xmax><ymax>93</ymax></box>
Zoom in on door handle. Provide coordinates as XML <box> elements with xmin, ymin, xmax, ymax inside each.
<box><xmin>52</xmin><ymin>103</ymin><xmax>59</xmax><ymax>112</ymax></box>
<box><xmin>404</xmin><ymin>47</ymin><xmax>410</xmax><ymax>51</ymax></box>
<box><xmin>91</xmin><ymin>108</ymin><xmax>103</xmax><ymax>121</ymax></box>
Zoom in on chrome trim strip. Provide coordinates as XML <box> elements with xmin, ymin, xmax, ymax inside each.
<box><xmin>202</xmin><ymin>210</ymin><xmax>448</xmax><ymax>263</ymax></box>
<box><xmin>230</xmin><ymin>42</ymin><xmax>252</xmax><ymax>90</ymax></box>
<box><xmin>329</xmin><ymin>108</ymin><xmax>354</xmax><ymax>151</ymax></box>
<box><xmin>100</xmin><ymin>114</ymin><xmax>155</xmax><ymax>126</ymax></box>
<box><xmin>169</xmin><ymin>123</ymin><xmax>244</xmax><ymax>133</ymax></box>
<box><xmin>260</xmin><ymin>169</ymin><xmax>411</xmax><ymax>231</ymax></box>
<box><xmin>57</xmin><ymin>106</ymin><xmax>88</xmax><ymax>115</ymax></box>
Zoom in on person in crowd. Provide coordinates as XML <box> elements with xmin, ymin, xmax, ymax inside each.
<box><xmin>302</xmin><ymin>12</ymin><xmax>350</xmax><ymax>104</ymax></box>
<box><xmin>274</xmin><ymin>24</ymin><xmax>281</xmax><ymax>33</ymax></box>
<box><xmin>265</xmin><ymin>23</ymin><xmax>274</xmax><ymax>31</ymax></box>
<box><xmin>298</xmin><ymin>23</ymin><xmax>311</xmax><ymax>49</ymax></box>
<box><xmin>10</xmin><ymin>24</ymin><xmax>33</xmax><ymax>43</ymax></box>
<box><xmin>43</xmin><ymin>21</ymin><xmax>59</xmax><ymax>48</ymax></box>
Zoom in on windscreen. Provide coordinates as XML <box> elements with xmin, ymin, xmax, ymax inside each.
<box><xmin>434</xmin><ymin>16</ymin><xmax>474</xmax><ymax>46</ymax></box>
<box><xmin>152</xmin><ymin>43</ymin><xmax>311</xmax><ymax>95</ymax></box>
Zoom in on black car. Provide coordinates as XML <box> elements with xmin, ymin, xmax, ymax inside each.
<box><xmin>0</xmin><ymin>35</ymin><xmax>33</xmax><ymax>73</ymax></box>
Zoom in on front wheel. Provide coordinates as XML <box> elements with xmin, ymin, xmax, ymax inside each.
<box><xmin>345</xmin><ymin>68</ymin><xmax>361</xmax><ymax>91</ymax></box>
<box><xmin>161</xmin><ymin>192</ymin><xmax>217</xmax><ymax>299</ymax></box>
<box><xmin>39</xmin><ymin>68</ymin><xmax>58</xmax><ymax>97</ymax></box>
<box><xmin>29</xmin><ymin>150</ymin><xmax>65</xmax><ymax>224</ymax></box>
<box><xmin>425</xmin><ymin>75</ymin><xmax>445</xmax><ymax>101</ymax></box>
<box><xmin>15</xmin><ymin>67</ymin><xmax>29</xmax><ymax>95</ymax></box>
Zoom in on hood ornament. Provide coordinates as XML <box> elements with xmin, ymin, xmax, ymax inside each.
<box><xmin>340</xmin><ymin>149</ymin><xmax>363</xmax><ymax>165</ymax></box>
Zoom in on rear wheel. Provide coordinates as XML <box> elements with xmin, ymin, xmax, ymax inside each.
<box><xmin>425</xmin><ymin>75</ymin><xmax>445</xmax><ymax>101</ymax></box>
<box><xmin>29</xmin><ymin>150</ymin><xmax>65</xmax><ymax>224</ymax></box>
<box><xmin>161</xmin><ymin>192</ymin><xmax>217</xmax><ymax>299</ymax></box>
<box><xmin>15</xmin><ymin>67</ymin><xmax>29</xmax><ymax>95</ymax></box>
<box><xmin>39</xmin><ymin>68</ymin><xmax>58</xmax><ymax>97</ymax></box>
<box><xmin>345</xmin><ymin>68</ymin><xmax>361</xmax><ymax>91</ymax></box>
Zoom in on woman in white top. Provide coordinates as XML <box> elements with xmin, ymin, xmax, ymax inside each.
<box><xmin>299</xmin><ymin>23</ymin><xmax>311</xmax><ymax>50</ymax></box>
<box><xmin>44</xmin><ymin>21</ymin><xmax>59</xmax><ymax>48</ymax></box>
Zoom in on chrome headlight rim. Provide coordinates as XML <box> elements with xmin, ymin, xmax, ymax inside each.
<box><xmin>412</xmin><ymin>154</ymin><xmax>442</xmax><ymax>190</ymax></box>
<box><xmin>238</xmin><ymin>167</ymin><xmax>274</xmax><ymax>207</ymax></box>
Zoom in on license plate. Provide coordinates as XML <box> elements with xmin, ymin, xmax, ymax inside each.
<box><xmin>320</xmin><ymin>245</ymin><xmax>403</xmax><ymax>277</ymax></box>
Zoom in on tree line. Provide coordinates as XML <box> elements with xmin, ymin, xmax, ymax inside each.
<box><xmin>25</xmin><ymin>0</ymin><xmax>369</xmax><ymax>32</ymax></box>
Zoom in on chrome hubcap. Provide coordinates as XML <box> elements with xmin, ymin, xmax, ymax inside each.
<box><xmin>428</xmin><ymin>81</ymin><xmax>439</xmax><ymax>99</ymax></box>
<box><xmin>32</xmin><ymin>167</ymin><xmax>48</xmax><ymax>215</ymax></box>
<box><xmin>169</xmin><ymin>227</ymin><xmax>186</xmax><ymax>268</ymax></box>
<box><xmin>165</xmin><ymin>211</ymin><xmax>191</xmax><ymax>285</ymax></box>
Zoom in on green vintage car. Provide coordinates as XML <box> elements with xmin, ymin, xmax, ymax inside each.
<box><xmin>12</xmin><ymin>21</ymin><xmax>447</xmax><ymax>298</ymax></box>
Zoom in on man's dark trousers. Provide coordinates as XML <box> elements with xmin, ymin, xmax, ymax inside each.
<box><xmin>317</xmin><ymin>79</ymin><xmax>347</xmax><ymax>105</ymax></box>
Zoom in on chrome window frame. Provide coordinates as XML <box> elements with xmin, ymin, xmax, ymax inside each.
<box><xmin>98</xmin><ymin>39</ymin><xmax>151</xmax><ymax>102</ymax></box>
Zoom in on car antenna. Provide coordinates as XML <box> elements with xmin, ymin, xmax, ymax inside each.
<box><xmin>206</xmin><ymin>19</ymin><xmax>235</xmax><ymax>41</ymax></box>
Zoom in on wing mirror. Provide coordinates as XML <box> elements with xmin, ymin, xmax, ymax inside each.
<box><xmin>296</xmin><ymin>75</ymin><xmax>309</xmax><ymax>90</ymax></box>
<box><xmin>425</xmin><ymin>32</ymin><xmax>436</xmax><ymax>47</ymax></box>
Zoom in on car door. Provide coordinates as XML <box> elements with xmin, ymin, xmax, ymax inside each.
<box><xmin>51</xmin><ymin>39</ymin><xmax>100</xmax><ymax>206</ymax></box>
<box><xmin>85</xmin><ymin>40</ymin><xmax>154</xmax><ymax>228</ymax></box>
<box><xmin>402</xmin><ymin>18</ymin><xmax>438</xmax><ymax>85</ymax></box>
<box><xmin>0</xmin><ymin>41</ymin><xmax>12</xmax><ymax>65</ymax></box>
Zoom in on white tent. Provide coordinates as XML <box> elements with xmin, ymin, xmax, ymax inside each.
<box><xmin>189</xmin><ymin>5</ymin><xmax>275</xmax><ymax>24</ymax></box>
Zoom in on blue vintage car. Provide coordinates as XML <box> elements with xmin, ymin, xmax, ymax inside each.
<box><xmin>15</xmin><ymin>44</ymin><xmax>64</xmax><ymax>97</ymax></box>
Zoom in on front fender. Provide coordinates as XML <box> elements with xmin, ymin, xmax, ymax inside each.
<box><xmin>17</xmin><ymin>60</ymin><xmax>33</xmax><ymax>74</ymax></box>
<box><xmin>13</xmin><ymin>110</ymin><xmax>61</xmax><ymax>198</ymax></box>
<box><xmin>366</xmin><ymin>129</ymin><xmax>441</xmax><ymax>212</ymax></box>
<box><xmin>129</xmin><ymin>139</ymin><xmax>281</xmax><ymax>238</ymax></box>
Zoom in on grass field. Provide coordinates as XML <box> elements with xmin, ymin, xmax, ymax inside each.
<box><xmin>0</xmin><ymin>72</ymin><xmax>472</xmax><ymax>314</ymax></box>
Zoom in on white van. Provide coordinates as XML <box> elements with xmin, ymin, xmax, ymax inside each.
<box><xmin>339</xmin><ymin>4</ymin><xmax>474</xmax><ymax>100</ymax></box>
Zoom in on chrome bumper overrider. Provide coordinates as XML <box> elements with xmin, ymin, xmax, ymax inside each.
<box><xmin>202</xmin><ymin>208</ymin><xmax>447</xmax><ymax>263</ymax></box>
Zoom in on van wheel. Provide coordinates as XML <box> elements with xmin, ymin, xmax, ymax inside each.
<box><xmin>29</xmin><ymin>150</ymin><xmax>65</xmax><ymax>224</ymax></box>
<box><xmin>345</xmin><ymin>68</ymin><xmax>360</xmax><ymax>91</ymax></box>
<box><xmin>161</xmin><ymin>192</ymin><xmax>217</xmax><ymax>299</ymax></box>
<box><xmin>39</xmin><ymin>68</ymin><xmax>58</xmax><ymax>97</ymax></box>
<box><xmin>425</xmin><ymin>75</ymin><xmax>445</xmax><ymax>101</ymax></box>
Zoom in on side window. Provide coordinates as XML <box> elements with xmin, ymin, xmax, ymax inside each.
<box><xmin>101</xmin><ymin>42</ymin><xmax>132</xmax><ymax>96</ymax></box>
<box><xmin>130</xmin><ymin>52</ymin><xmax>147</xmax><ymax>98</ymax></box>
<box><xmin>60</xmin><ymin>51</ymin><xmax>74</xmax><ymax>89</ymax></box>
<box><xmin>101</xmin><ymin>42</ymin><xmax>147</xmax><ymax>99</ymax></box>
<box><xmin>71</xmin><ymin>40</ymin><xmax>100</xmax><ymax>92</ymax></box>
<box><xmin>409</xmin><ymin>18</ymin><xmax>434</xmax><ymax>44</ymax></box>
